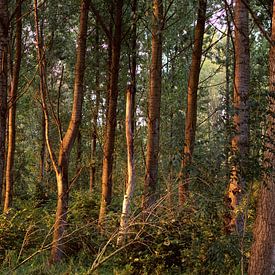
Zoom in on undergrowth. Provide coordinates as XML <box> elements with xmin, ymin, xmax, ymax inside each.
<box><xmin>0</xmin><ymin>185</ymin><xmax>254</xmax><ymax>275</ymax></box>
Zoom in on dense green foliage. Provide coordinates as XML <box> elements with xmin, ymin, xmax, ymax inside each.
<box><xmin>0</xmin><ymin>0</ymin><xmax>271</xmax><ymax>274</ymax></box>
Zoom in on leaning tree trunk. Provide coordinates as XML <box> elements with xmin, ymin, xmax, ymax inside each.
<box><xmin>227</xmin><ymin>0</ymin><xmax>250</xmax><ymax>234</ymax></box>
<box><xmin>50</xmin><ymin>0</ymin><xmax>90</xmax><ymax>263</ymax></box>
<box><xmin>98</xmin><ymin>0</ymin><xmax>123</xmax><ymax>228</ymax></box>
<box><xmin>34</xmin><ymin>0</ymin><xmax>90</xmax><ymax>262</ymax></box>
<box><xmin>0</xmin><ymin>0</ymin><xmax>8</xmax><ymax>207</ymax></box>
<box><xmin>178</xmin><ymin>0</ymin><xmax>207</xmax><ymax>206</ymax></box>
<box><xmin>142</xmin><ymin>0</ymin><xmax>163</xmax><ymax>209</ymax></box>
<box><xmin>4</xmin><ymin>0</ymin><xmax>22</xmax><ymax>212</ymax></box>
<box><xmin>248</xmin><ymin>2</ymin><xmax>275</xmax><ymax>274</ymax></box>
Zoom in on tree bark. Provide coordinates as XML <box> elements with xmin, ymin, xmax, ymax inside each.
<box><xmin>130</xmin><ymin>0</ymin><xmax>137</xmax><ymax>132</ymax></box>
<box><xmin>142</xmin><ymin>0</ymin><xmax>163</xmax><ymax>209</ymax></box>
<box><xmin>117</xmin><ymin>86</ymin><xmax>135</xmax><ymax>246</ymax></box>
<box><xmin>178</xmin><ymin>0</ymin><xmax>207</xmax><ymax>206</ymax></box>
<box><xmin>50</xmin><ymin>0</ymin><xmax>90</xmax><ymax>262</ymax></box>
<box><xmin>0</xmin><ymin>0</ymin><xmax>8</xmax><ymax>207</ymax></box>
<box><xmin>98</xmin><ymin>0</ymin><xmax>123</xmax><ymax>228</ymax></box>
<box><xmin>4</xmin><ymin>0</ymin><xmax>22</xmax><ymax>212</ymax></box>
<box><xmin>227</xmin><ymin>0</ymin><xmax>250</xmax><ymax>234</ymax></box>
<box><xmin>33</xmin><ymin>0</ymin><xmax>90</xmax><ymax>263</ymax></box>
<box><xmin>248</xmin><ymin>2</ymin><xmax>275</xmax><ymax>273</ymax></box>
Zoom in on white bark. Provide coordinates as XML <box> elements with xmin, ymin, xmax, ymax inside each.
<box><xmin>117</xmin><ymin>87</ymin><xmax>135</xmax><ymax>246</ymax></box>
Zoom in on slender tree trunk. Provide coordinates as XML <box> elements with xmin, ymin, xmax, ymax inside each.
<box><xmin>248</xmin><ymin>3</ymin><xmax>275</xmax><ymax>273</ymax></box>
<box><xmin>4</xmin><ymin>0</ymin><xmax>22</xmax><ymax>212</ymax></box>
<box><xmin>98</xmin><ymin>0</ymin><xmax>123</xmax><ymax>227</ymax></box>
<box><xmin>50</xmin><ymin>0</ymin><xmax>90</xmax><ymax>262</ymax></box>
<box><xmin>130</xmin><ymin>0</ymin><xmax>137</xmax><ymax>131</ymax></box>
<box><xmin>90</xmin><ymin>22</ymin><xmax>100</xmax><ymax>192</ymax></box>
<box><xmin>178</xmin><ymin>0</ymin><xmax>207</xmax><ymax>206</ymax></box>
<box><xmin>33</xmin><ymin>0</ymin><xmax>90</xmax><ymax>262</ymax></box>
<box><xmin>117</xmin><ymin>86</ymin><xmax>135</xmax><ymax>246</ymax></box>
<box><xmin>142</xmin><ymin>0</ymin><xmax>163</xmax><ymax>209</ymax></box>
<box><xmin>0</xmin><ymin>0</ymin><xmax>8</xmax><ymax>207</ymax></box>
<box><xmin>227</xmin><ymin>0</ymin><xmax>250</xmax><ymax>234</ymax></box>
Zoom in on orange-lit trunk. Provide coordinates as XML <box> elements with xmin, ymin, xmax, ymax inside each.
<box><xmin>98</xmin><ymin>0</ymin><xmax>123</xmax><ymax>227</ymax></box>
<box><xmin>33</xmin><ymin>0</ymin><xmax>90</xmax><ymax>262</ymax></box>
<box><xmin>0</xmin><ymin>0</ymin><xmax>8</xmax><ymax>206</ymax></box>
<box><xmin>178</xmin><ymin>0</ymin><xmax>207</xmax><ymax>206</ymax></box>
<box><xmin>248</xmin><ymin>2</ymin><xmax>275</xmax><ymax>273</ymax></box>
<box><xmin>130</xmin><ymin>0</ymin><xmax>137</xmax><ymax>131</ymax></box>
<box><xmin>4</xmin><ymin>0</ymin><xmax>22</xmax><ymax>212</ymax></box>
<box><xmin>50</xmin><ymin>0</ymin><xmax>90</xmax><ymax>262</ymax></box>
<box><xmin>143</xmin><ymin>0</ymin><xmax>163</xmax><ymax>209</ymax></box>
<box><xmin>227</xmin><ymin>0</ymin><xmax>250</xmax><ymax>234</ymax></box>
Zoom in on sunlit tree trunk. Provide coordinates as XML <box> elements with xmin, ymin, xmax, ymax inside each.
<box><xmin>130</xmin><ymin>0</ymin><xmax>137</xmax><ymax>131</ymax></box>
<box><xmin>227</xmin><ymin>0</ymin><xmax>250</xmax><ymax>234</ymax></box>
<box><xmin>50</xmin><ymin>0</ymin><xmax>90</xmax><ymax>262</ymax></box>
<box><xmin>117</xmin><ymin>86</ymin><xmax>135</xmax><ymax>246</ymax></box>
<box><xmin>0</xmin><ymin>0</ymin><xmax>8</xmax><ymax>207</ymax></box>
<box><xmin>33</xmin><ymin>0</ymin><xmax>90</xmax><ymax>262</ymax></box>
<box><xmin>4</xmin><ymin>0</ymin><xmax>22</xmax><ymax>212</ymax></box>
<box><xmin>98</xmin><ymin>0</ymin><xmax>123</xmax><ymax>228</ymax></box>
<box><xmin>142</xmin><ymin>0</ymin><xmax>163</xmax><ymax>209</ymax></box>
<box><xmin>248</xmin><ymin>3</ymin><xmax>275</xmax><ymax>273</ymax></box>
<box><xmin>178</xmin><ymin>0</ymin><xmax>207</xmax><ymax>206</ymax></box>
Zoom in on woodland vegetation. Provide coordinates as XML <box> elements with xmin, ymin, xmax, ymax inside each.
<box><xmin>0</xmin><ymin>0</ymin><xmax>274</xmax><ymax>274</ymax></box>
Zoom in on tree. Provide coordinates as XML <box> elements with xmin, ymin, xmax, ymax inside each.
<box><xmin>248</xmin><ymin>2</ymin><xmax>275</xmax><ymax>273</ymax></box>
<box><xmin>3</xmin><ymin>0</ymin><xmax>22</xmax><ymax>212</ymax></box>
<box><xmin>117</xmin><ymin>86</ymin><xmax>135</xmax><ymax>246</ymax></box>
<box><xmin>142</xmin><ymin>0</ymin><xmax>163</xmax><ymax>209</ymax></box>
<box><xmin>33</xmin><ymin>0</ymin><xmax>90</xmax><ymax>262</ymax></box>
<box><xmin>0</xmin><ymin>0</ymin><xmax>8</xmax><ymax>207</ymax></box>
<box><xmin>227</xmin><ymin>0</ymin><xmax>250</xmax><ymax>233</ymax></box>
<box><xmin>98</xmin><ymin>0</ymin><xmax>123</xmax><ymax>227</ymax></box>
<box><xmin>178</xmin><ymin>0</ymin><xmax>207</xmax><ymax>206</ymax></box>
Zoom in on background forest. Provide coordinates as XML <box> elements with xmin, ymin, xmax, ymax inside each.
<box><xmin>0</xmin><ymin>0</ymin><xmax>274</xmax><ymax>274</ymax></box>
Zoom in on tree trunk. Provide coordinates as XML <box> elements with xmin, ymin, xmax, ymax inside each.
<box><xmin>0</xmin><ymin>0</ymin><xmax>8</xmax><ymax>207</ymax></box>
<box><xmin>117</xmin><ymin>86</ymin><xmax>135</xmax><ymax>246</ymax></box>
<box><xmin>227</xmin><ymin>0</ymin><xmax>250</xmax><ymax>234</ymax></box>
<box><xmin>98</xmin><ymin>0</ymin><xmax>123</xmax><ymax>227</ymax></box>
<box><xmin>4</xmin><ymin>0</ymin><xmax>22</xmax><ymax>212</ymax></box>
<box><xmin>90</xmin><ymin>22</ymin><xmax>100</xmax><ymax>192</ymax></box>
<box><xmin>178</xmin><ymin>0</ymin><xmax>207</xmax><ymax>206</ymax></box>
<box><xmin>248</xmin><ymin>2</ymin><xmax>275</xmax><ymax>273</ymax></box>
<box><xmin>142</xmin><ymin>0</ymin><xmax>163</xmax><ymax>209</ymax></box>
<box><xmin>130</xmin><ymin>0</ymin><xmax>137</xmax><ymax>132</ymax></box>
<box><xmin>32</xmin><ymin>0</ymin><xmax>91</xmax><ymax>263</ymax></box>
<box><xmin>50</xmin><ymin>0</ymin><xmax>90</xmax><ymax>262</ymax></box>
